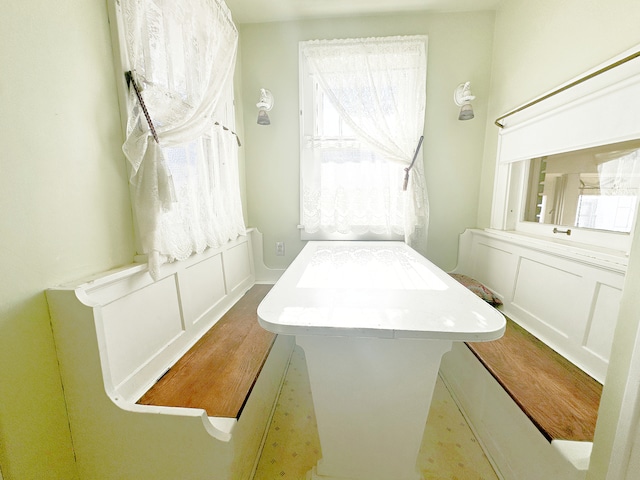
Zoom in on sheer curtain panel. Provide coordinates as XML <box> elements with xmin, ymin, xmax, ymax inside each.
<box><xmin>119</xmin><ymin>0</ymin><xmax>245</xmax><ymax>279</ymax></box>
<box><xmin>300</xmin><ymin>36</ymin><xmax>429</xmax><ymax>253</ymax></box>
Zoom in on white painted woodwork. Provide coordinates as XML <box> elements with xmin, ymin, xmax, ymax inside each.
<box><xmin>81</xmin><ymin>234</ymin><xmax>258</xmax><ymax>405</ymax></box>
<box><xmin>179</xmin><ymin>252</ymin><xmax>226</xmax><ymax>327</ymax></box>
<box><xmin>46</xmin><ymin>229</ymin><xmax>295</xmax><ymax>480</ymax></box>
<box><xmin>251</xmin><ymin>228</ymin><xmax>285</xmax><ymax>283</ymax></box>
<box><xmin>224</xmin><ymin>240</ymin><xmax>253</xmax><ymax>292</ymax></box>
<box><xmin>441</xmin><ymin>343</ymin><xmax>589</xmax><ymax>480</ymax></box>
<box><xmin>100</xmin><ymin>276</ymin><xmax>183</xmax><ymax>391</ymax></box>
<box><xmin>446</xmin><ymin>227</ymin><xmax>630</xmax><ymax>478</ymax></box>
<box><xmin>452</xmin><ymin>229</ymin><xmax>625</xmax><ymax>383</ymax></box>
<box><xmin>497</xmin><ymin>63</ymin><xmax>640</xmax><ymax>164</ymax></box>
<box><xmin>258</xmin><ymin>241</ymin><xmax>505</xmax><ymax>480</ymax></box>
<box><xmin>300</xmin><ymin>335</ymin><xmax>451</xmax><ymax>480</ymax></box>
<box><xmin>258</xmin><ymin>241</ymin><xmax>506</xmax><ymax>341</ymax></box>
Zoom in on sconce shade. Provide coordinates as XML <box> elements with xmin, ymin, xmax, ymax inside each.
<box><xmin>257</xmin><ymin>109</ymin><xmax>271</xmax><ymax>125</ymax></box>
<box><xmin>458</xmin><ymin>103</ymin><xmax>474</xmax><ymax>120</ymax></box>
<box><xmin>256</xmin><ymin>88</ymin><xmax>274</xmax><ymax>125</ymax></box>
<box><xmin>454</xmin><ymin>82</ymin><xmax>475</xmax><ymax>121</ymax></box>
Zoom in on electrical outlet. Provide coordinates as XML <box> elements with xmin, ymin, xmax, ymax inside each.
<box><xmin>276</xmin><ymin>242</ymin><xmax>285</xmax><ymax>256</ymax></box>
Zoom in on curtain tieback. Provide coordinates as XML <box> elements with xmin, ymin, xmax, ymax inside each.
<box><xmin>124</xmin><ymin>71</ymin><xmax>242</xmax><ymax>148</ymax></box>
<box><xmin>125</xmin><ymin>71</ymin><xmax>160</xmax><ymax>144</ymax></box>
<box><xmin>403</xmin><ymin>135</ymin><xmax>424</xmax><ymax>191</ymax></box>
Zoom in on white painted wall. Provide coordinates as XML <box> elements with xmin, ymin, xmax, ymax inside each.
<box><xmin>0</xmin><ymin>0</ymin><xmax>134</xmax><ymax>478</ymax></box>
<box><xmin>479</xmin><ymin>1</ymin><xmax>640</xmax><ymax>478</ymax></box>
<box><xmin>239</xmin><ymin>11</ymin><xmax>495</xmax><ymax>272</ymax></box>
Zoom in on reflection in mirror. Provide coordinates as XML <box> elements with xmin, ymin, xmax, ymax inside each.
<box><xmin>524</xmin><ymin>139</ymin><xmax>640</xmax><ymax>233</ymax></box>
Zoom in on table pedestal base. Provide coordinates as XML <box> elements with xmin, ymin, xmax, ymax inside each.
<box><xmin>297</xmin><ymin>335</ymin><xmax>452</xmax><ymax>480</ymax></box>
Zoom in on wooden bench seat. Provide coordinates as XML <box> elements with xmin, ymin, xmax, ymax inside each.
<box><xmin>137</xmin><ymin>284</ymin><xmax>275</xmax><ymax>418</ymax></box>
<box><xmin>466</xmin><ymin>316</ymin><xmax>602</xmax><ymax>442</ymax></box>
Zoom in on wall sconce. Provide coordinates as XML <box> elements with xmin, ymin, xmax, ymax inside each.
<box><xmin>453</xmin><ymin>82</ymin><xmax>475</xmax><ymax>120</ymax></box>
<box><xmin>256</xmin><ymin>88</ymin><xmax>274</xmax><ymax>125</ymax></box>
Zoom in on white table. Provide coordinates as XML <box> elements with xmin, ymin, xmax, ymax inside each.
<box><xmin>258</xmin><ymin>241</ymin><xmax>505</xmax><ymax>480</ymax></box>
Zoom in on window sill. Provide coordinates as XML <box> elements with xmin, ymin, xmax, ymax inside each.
<box><xmin>300</xmin><ymin>229</ymin><xmax>403</xmax><ymax>242</ymax></box>
<box><xmin>481</xmin><ymin>228</ymin><xmax>629</xmax><ymax>273</ymax></box>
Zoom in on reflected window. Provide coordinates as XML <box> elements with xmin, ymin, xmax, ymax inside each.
<box><xmin>524</xmin><ymin>140</ymin><xmax>640</xmax><ymax>233</ymax></box>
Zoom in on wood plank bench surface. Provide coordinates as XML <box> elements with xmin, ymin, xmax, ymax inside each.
<box><xmin>137</xmin><ymin>284</ymin><xmax>275</xmax><ymax>419</ymax></box>
<box><xmin>466</xmin><ymin>316</ymin><xmax>602</xmax><ymax>442</ymax></box>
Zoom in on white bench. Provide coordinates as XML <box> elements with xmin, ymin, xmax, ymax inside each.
<box><xmin>441</xmin><ymin>228</ymin><xmax>626</xmax><ymax>480</ymax></box>
<box><xmin>46</xmin><ymin>229</ymin><xmax>293</xmax><ymax>480</ymax></box>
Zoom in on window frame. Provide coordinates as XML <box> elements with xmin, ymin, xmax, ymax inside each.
<box><xmin>505</xmin><ymin>159</ymin><xmax>635</xmax><ymax>252</ymax></box>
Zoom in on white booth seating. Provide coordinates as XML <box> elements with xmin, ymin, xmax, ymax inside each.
<box><xmin>46</xmin><ymin>229</ymin><xmax>292</xmax><ymax>480</ymax></box>
<box><xmin>441</xmin><ymin>228</ymin><xmax>626</xmax><ymax>480</ymax></box>
<box><xmin>46</xmin><ymin>226</ymin><xmax>625</xmax><ymax>480</ymax></box>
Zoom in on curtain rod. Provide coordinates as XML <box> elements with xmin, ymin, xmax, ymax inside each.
<box><xmin>495</xmin><ymin>49</ymin><xmax>640</xmax><ymax>129</ymax></box>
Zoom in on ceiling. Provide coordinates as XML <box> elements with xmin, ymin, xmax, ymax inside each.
<box><xmin>225</xmin><ymin>0</ymin><xmax>503</xmax><ymax>24</ymax></box>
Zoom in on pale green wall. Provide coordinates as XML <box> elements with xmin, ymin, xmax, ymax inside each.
<box><xmin>481</xmin><ymin>1</ymin><xmax>640</xmax><ymax>478</ymax></box>
<box><xmin>239</xmin><ymin>11</ymin><xmax>496</xmax><ymax>271</ymax></box>
<box><xmin>0</xmin><ymin>1</ymin><xmax>135</xmax><ymax>479</ymax></box>
<box><xmin>3</xmin><ymin>0</ymin><xmax>639</xmax><ymax>478</ymax></box>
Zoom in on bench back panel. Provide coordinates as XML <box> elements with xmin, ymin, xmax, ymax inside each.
<box><xmin>454</xmin><ymin>229</ymin><xmax>625</xmax><ymax>383</ymax></box>
<box><xmin>70</xmin><ymin>234</ymin><xmax>255</xmax><ymax>403</ymax></box>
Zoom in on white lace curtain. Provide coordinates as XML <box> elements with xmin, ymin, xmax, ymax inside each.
<box><xmin>119</xmin><ymin>0</ymin><xmax>245</xmax><ymax>279</ymax></box>
<box><xmin>300</xmin><ymin>36</ymin><xmax>429</xmax><ymax>253</ymax></box>
<box><xmin>595</xmin><ymin>148</ymin><xmax>640</xmax><ymax>196</ymax></box>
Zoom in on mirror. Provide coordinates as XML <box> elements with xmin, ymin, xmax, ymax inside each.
<box><xmin>524</xmin><ymin>139</ymin><xmax>640</xmax><ymax>233</ymax></box>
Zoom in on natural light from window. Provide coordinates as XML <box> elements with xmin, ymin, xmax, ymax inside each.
<box><xmin>298</xmin><ymin>36</ymin><xmax>428</xmax><ymax>246</ymax></box>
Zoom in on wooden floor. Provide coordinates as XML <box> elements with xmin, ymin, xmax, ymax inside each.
<box><xmin>466</xmin><ymin>317</ymin><xmax>602</xmax><ymax>442</ymax></box>
<box><xmin>137</xmin><ymin>284</ymin><xmax>275</xmax><ymax>419</ymax></box>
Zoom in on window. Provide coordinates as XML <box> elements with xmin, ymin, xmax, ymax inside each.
<box><xmin>523</xmin><ymin>140</ymin><xmax>640</xmax><ymax>234</ymax></box>
<box><xmin>113</xmin><ymin>0</ymin><xmax>245</xmax><ymax>278</ymax></box>
<box><xmin>301</xmin><ymin>77</ymin><xmax>406</xmax><ymax>239</ymax></box>
<box><xmin>299</xmin><ymin>36</ymin><xmax>428</xmax><ymax>248</ymax></box>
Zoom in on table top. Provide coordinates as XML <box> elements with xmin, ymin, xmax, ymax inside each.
<box><xmin>257</xmin><ymin>241</ymin><xmax>505</xmax><ymax>341</ymax></box>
